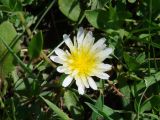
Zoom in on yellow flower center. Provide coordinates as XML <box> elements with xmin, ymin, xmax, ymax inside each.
<box><xmin>68</xmin><ymin>47</ymin><xmax>97</xmax><ymax>76</ymax></box>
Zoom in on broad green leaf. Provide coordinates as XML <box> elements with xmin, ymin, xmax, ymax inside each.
<box><xmin>0</xmin><ymin>0</ymin><xmax>10</xmax><ymax>6</ymax></box>
<box><xmin>9</xmin><ymin>0</ymin><xmax>22</xmax><ymax>11</ymax></box>
<box><xmin>123</xmin><ymin>52</ymin><xmax>139</xmax><ymax>71</ymax></box>
<box><xmin>28</xmin><ymin>31</ymin><xmax>43</xmax><ymax>59</ymax></box>
<box><xmin>14</xmin><ymin>78</ymin><xmax>34</xmax><ymax>91</ymax></box>
<box><xmin>134</xmin><ymin>71</ymin><xmax>160</xmax><ymax>94</ymax></box>
<box><xmin>141</xmin><ymin>113</ymin><xmax>159</xmax><ymax>120</ymax></box>
<box><xmin>41</xmin><ymin>96</ymin><xmax>70</xmax><ymax>120</ymax></box>
<box><xmin>64</xmin><ymin>90</ymin><xmax>84</xmax><ymax>119</ymax></box>
<box><xmin>128</xmin><ymin>0</ymin><xmax>136</xmax><ymax>3</ymax></box>
<box><xmin>0</xmin><ymin>5</ymin><xmax>11</xmax><ymax>12</ymax></box>
<box><xmin>0</xmin><ymin>21</ymin><xmax>18</xmax><ymax>77</ymax></box>
<box><xmin>136</xmin><ymin>52</ymin><xmax>146</xmax><ymax>64</ymax></box>
<box><xmin>91</xmin><ymin>0</ymin><xmax>109</xmax><ymax>10</ymax></box>
<box><xmin>58</xmin><ymin>0</ymin><xmax>81</xmax><ymax>21</ymax></box>
<box><xmin>118</xmin><ymin>74</ymin><xmax>131</xmax><ymax>108</ymax></box>
<box><xmin>85</xmin><ymin>9</ymin><xmax>109</xmax><ymax>30</ymax></box>
<box><xmin>145</xmin><ymin>72</ymin><xmax>160</xmax><ymax>88</ymax></box>
<box><xmin>139</xmin><ymin>34</ymin><xmax>150</xmax><ymax>41</ymax></box>
<box><xmin>140</xmin><ymin>95</ymin><xmax>160</xmax><ymax>113</ymax></box>
<box><xmin>0</xmin><ymin>0</ymin><xmax>22</xmax><ymax>11</ymax></box>
<box><xmin>85</xmin><ymin>8</ymin><xmax>131</xmax><ymax>30</ymax></box>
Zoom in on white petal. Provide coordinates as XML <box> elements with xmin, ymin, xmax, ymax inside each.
<box><xmin>50</xmin><ymin>56</ymin><xmax>64</xmax><ymax>64</ymax></box>
<box><xmin>77</xmin><ymin>27</ymin><xmax>84</xmax><ymax>48</ymax></box>
<box><xmin>96</xmin><ymin>48</ymin><xmax>113</xmax><ymax>61</ymax></box>
<box><xmin>64</xmin><ymin>69</ymin><xmax>72</xmax><ymax>74</ymax></box>
<box><xmin>75</xmin><ymin>76</ymin><xmax>82</xmax><ymax>86</ymax></box>
<box><xmin>55</xmin><ymin>48</ymin><xmax>67</xmax><ymax>60</ymax></box>
<box><xmin>81</xmin><ymin>75</ymin><xmax>89</xmax><ymax>88</ymax></box>
<box><xmin>63</xmin><ymin>34</ymin><xmax>74</xmax><ymax>51</ymax></box>
<box><xmin>57</xmin><ymin>66</ymin><xmax>71</xmax><ymax>74</ymax></box>
<box><xmin>75</xmin><ymin>76</ymin><xmax>85</xmax><ymax>95</ymax></box>
<box><xmin>78</xmin><ymin>85</ymin><xmax>85</xmax><ymax>95</ymax></box>
<box><xmin>97</xmin><ymin>63</ymin><xmax>112</xmax><ymax>71</ymax></box>
<box><xmin>62</xmin><ymin>75</ymin><xmax>73</xmax><ymax>87</ymax></box>
<box><xmin>91</xmin><ymin>38</ymin><xmax>106</xmax><ymax>51</ymax></box>
<box><xmin>83</xmin><ymin>31</ymin><xmax>95</xmax><ymax>48</ymax></box>
<box><xmin>95</xmin><ymin>72</ymin><xmax>110</xmax><ymax>80</ymax></box>
<box><xmin>87</xmin><ymin>76</ymin><xmax>97</xmax><ymax>90</ymax></box>
<box><xmin>57</xmin><ymin>66</ymin><xmax>66</xmax><ymax>73</ymax></box>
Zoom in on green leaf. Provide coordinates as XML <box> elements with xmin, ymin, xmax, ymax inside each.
<box><xmin>0</xmin><ymin>0</ymin><xmax>22</xmax><ymax>12</ymax></box>
<box><xmin>28</xmin><ymin>31</ymin><xmax>43</xmax><ymax>59</ymax></box>
<box><xmin>64</xmin><ymin>90</ymin><xmax>84</xmax><ymax>119</ymax></box>
<box><xmin>134</xmin><ymin>71</ymin><xmax>160</xmax><ymax>94</ymax></box>
<box><xmin>123</xmin><ymin>52</ymin><xmax>140</xmax><ymax>71</ymax></box>
<box><xmin>136</xmin><ymin>52</ymin><xmax>146</xmax><ymax>64</ymax></box>
<box><xmin>85</xmin><ymin>102</ymin><xmax>113</xmax><ymax>120</ymax></box>
<box><xmin>85</xmin><ymin>8</ymin><xmax>131</xmax><ymax>30</ymax></box>
<box><xmin>40</xmin><ymin>96</ymin><xmax>70</xmax><ymax>120</ymax></box>
<box><xmin>9</xmin><ymin>0</ymin><xmax>22</xmax><ymax>11</ymax></box>
<box><xmin>0</xmin><ymin>0</ymin><xmax>10</xmax><ymax>6</ymax></box>
<box><xmin>91</xmin><ymin>0</ymin><xmax>109</xmax><ymax>10</ymax></box>
<box><xmin>102</xmin><ymin>105</ymin><xmax>114</xmax><ymax>116</ymax></box>
<box><xmin>58</xmin><ymin>0</ymin><xmax>81</xmax><ymax>21</ymax></box>
<box><xmin>0</xmin><ymin>21</ymin><xmax>18</xmax><ymax>77</ymax></box>
<box><xmin>144</xmin><ymin>72</ymin><xmax>160</xmax><ymax>88</ymax></box>
<box><xmin>23</xmin><ymin>0</ymin><xmax>34</xmax><ymax>5</ymax></box>
<box><xmin>140</xmin><ymin>95</ymin><xmax>160</xmax><ymax>113</ymax></box>
<box><xmin>128</xmin><ymin>0</ymin><xmax>136</xmax><ymax>3</ymax></box>
<box><xmin>85</xmin><ymin>9</ymin><xmax>109</xmax><ymax>30</ymax></box>
<box><xmin>118</xmin><ymin>74</ymin><xmax>131</xmax><ymax>108</ymax></box>
<box><xmin>91</xmin><ymin>95</ymin><xmax>104</xmax><ymax>120</ymax></box>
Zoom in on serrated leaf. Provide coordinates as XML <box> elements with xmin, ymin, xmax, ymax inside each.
<box><xmin>58</xmin><ymin>0</ymin><xmax>81</xmax><ymax>21</ymax></box>
<box><xmin>41</xmin><ymin>96</ymin><xmax>70</xmax><ymax>120</ymax></box>
<box><xmin>28</xmin><ymin>31</ymin><xmax>43</xmax><ymax>59</ymax></box>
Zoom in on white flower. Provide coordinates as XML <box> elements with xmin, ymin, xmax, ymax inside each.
<box><xmin>50</xmin><ymin>27</ymin><xmax>113</xmax><ymax>95</ymax></box>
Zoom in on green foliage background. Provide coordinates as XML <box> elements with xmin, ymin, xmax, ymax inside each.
<box><xmin>0</xmin><ymin>0</ymin><xmax>160</xmax><ymax>119</ymax></box>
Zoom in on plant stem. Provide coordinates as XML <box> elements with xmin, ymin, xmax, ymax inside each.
<box><xmin>41</xmin><ymin>51</ymin><xmax>57</xmax><ymax>68</ymax></box>
<box><xmin>148</xmin><ymin>0</ymin><xmax>152</xmax><ymax>75</ymax></box>
<box><xmin>33</xmin><ymin>0</ymin><xmax>56</xmax><ymax>31</ymax></box>
<box><xmin>11</xmin><ymin>97</ymin><xmax>16</xmax><ymax>120</ymax></box>
<box><xmin>18</xmin><ymin>12</ymin><xmax>57</xmax><ymax>68</ymax></box>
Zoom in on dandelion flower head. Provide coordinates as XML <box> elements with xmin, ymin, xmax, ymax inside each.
<box><xmin>50</xmin><ymin>27</ymin><xmax>113</xmax><ymax>95</ymax></box>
